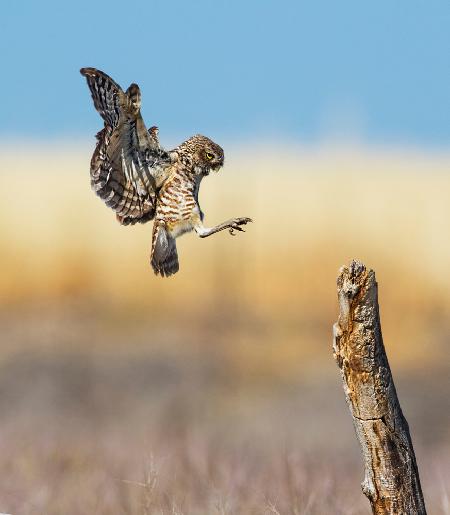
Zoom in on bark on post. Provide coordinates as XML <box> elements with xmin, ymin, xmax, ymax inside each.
<box><xmin>333</xmin><ymin>260</ymin><xmax>426</xmax><ymax>515</ymax></box>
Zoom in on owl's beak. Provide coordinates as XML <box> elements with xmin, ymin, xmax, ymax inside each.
<box><xmin>212</xmin><ymin>162</ymin><xmax>223</xmax><ymax>173</ymax></box>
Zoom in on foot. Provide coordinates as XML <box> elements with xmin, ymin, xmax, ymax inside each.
<box><xmin>228</xmin><ymin>217</ymin><xmax>252</xmax><ymax>235</ymax></box>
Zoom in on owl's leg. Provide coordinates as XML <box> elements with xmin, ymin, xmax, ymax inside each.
<box><xmin>195</xmin><ymin>217</ymin><xmax>252</xmax><ymax>238</ymax></box>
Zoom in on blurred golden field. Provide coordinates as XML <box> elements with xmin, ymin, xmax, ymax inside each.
<box><xmin>0</xmin><ymin>144</ymin><xmax>449</xmax><ymax>514</ymax></box>
<box><xmin>1</xmin><ymin>144</ymin><xmax>450</xmax><ymax>365</ymax></box>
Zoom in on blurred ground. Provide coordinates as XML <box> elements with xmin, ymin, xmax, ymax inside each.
<box><xmin>0</xmin><ymin>144</ymin><xmax>449</xmax><ymax>514</ymax></box>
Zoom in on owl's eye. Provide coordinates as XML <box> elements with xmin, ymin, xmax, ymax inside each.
<box><xmin>205</xmin><ymin>152</ymin><xmax>214</xmax><ymax>160</ymax></box>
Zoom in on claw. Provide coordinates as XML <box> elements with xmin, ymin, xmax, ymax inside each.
<box><xmin>225</xmin><ymin>217</ymin><xmax>253</xmax><ymax>236</ymax></box>
<box><xmin>235</xmin><ymin>217</ymin><xmax>252</xmax><ymax>226</ymax></box>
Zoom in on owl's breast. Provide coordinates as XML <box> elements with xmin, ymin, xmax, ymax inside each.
<box><xmin>156</xmin><ymin>173</ymin><xmax>200</xmax><ymax>238</ymax></box>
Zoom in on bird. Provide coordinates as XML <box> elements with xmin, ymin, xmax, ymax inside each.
<box><xmin>80</xmin><ymin>68</ymin><xmax>252</xmax><ymax>277</ymax></box>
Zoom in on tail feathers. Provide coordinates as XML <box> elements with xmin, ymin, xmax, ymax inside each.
<box><xmin>151</xmin><ymin>224</ymin><xmax>179</xmax><ymax>277</ymax></box>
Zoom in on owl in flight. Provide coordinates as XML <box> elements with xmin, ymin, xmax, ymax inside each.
<box><xmin>80</xmin><ymin>68</ymin><xmax>252</xmax><ymax>277</ymax></box>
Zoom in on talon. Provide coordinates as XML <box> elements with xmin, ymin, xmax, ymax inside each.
<box><xmin>234</xmin><ymin>217</ymin><xmax>252</xmax><ymax>226</ymax></box>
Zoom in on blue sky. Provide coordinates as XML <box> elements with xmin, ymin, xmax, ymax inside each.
<box><xmin>1</xmin><ymin>0</ymin><xmax>449</xmax><ymax>147</ymax></box>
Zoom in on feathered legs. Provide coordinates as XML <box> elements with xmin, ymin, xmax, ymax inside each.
<box><xmin>195</xmin><ymin>217</ymin><xmax>252</xmax><ymax>238</ymax></box>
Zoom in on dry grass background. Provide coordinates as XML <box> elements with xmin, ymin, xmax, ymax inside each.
<box><xmin>0</xmin><ymin>143</ymin><xmax>449</xmax><ymax>514</ymax></box>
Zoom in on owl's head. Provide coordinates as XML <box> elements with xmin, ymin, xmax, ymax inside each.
<box><xmin>177</xmin><ymin>134</ymin><xmax>224</xmax><ymax>175</ymax></box>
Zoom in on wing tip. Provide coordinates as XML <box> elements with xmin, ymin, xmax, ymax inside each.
<box><xmin>80</xmin><ymin>67</ymin><xmax>106</xmax><ymax>78</ymax></box>
<box><xmin>80</xmin><ymin>67</ymin><xmax>93</xmax><ymax>76</ymax></box>
<box><xmin>80</xmin><ymin>68</ymin><xmax>123</xmax><ymax>93</ymax></box>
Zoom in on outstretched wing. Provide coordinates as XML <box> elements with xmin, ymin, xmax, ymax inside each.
<box><xmin>80</xmin><ymin>67</ymin><xmax>171</xmax><ymax>225</ymax></box>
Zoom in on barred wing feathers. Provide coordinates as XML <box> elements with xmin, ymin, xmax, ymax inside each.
<box><xmin>80</xmin><ymin>67</ymin><xmax>171</xmax><ymax>225</ymax></box>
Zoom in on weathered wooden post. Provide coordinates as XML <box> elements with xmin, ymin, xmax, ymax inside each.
<box><xmin>333</xmin><ymin>260</ymin><xmax>427</xmax><ymax>514</ymax></box>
